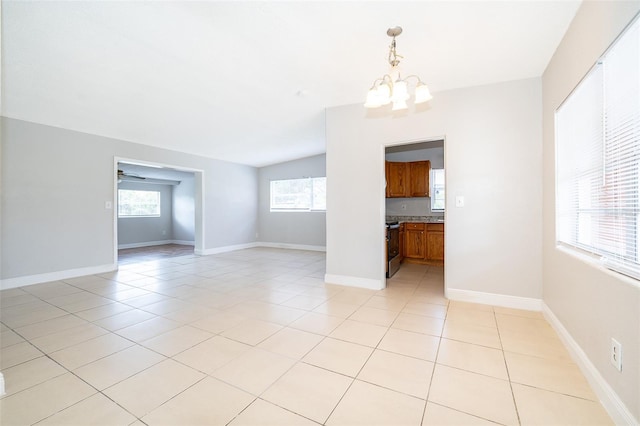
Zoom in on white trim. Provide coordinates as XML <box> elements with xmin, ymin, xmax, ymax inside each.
<box><xmin>543</xmin><ymin>303</ymin><xmax>638</xmax><ymax>426</ymax></box>
<box><xmin>118</xmin><ymin>240</ymin><xmax>195</xmax><ymax>249</ymax></box>
<box><xmin>195</xmin><ymin>242</ymin><xmax>260</xmax><ymax>256</ymax></box>
<box><xmin>256</xmin><ymin>242</ymin><xmax>326</xmax><ymax>252</ymax></box>
<box><xmin>0</xmin><ymin>373</ymin><xmax>5</xmax><ymax>396</ymax></box>
<box><xmin>0</xmin><ymin>263</ymin><xmax>117</xmax><ymax>290</ymax></box>
<box><xmin>324</xmin><ymin>274</ymin><xmax>384</xmax><ymax>290</ymax></box>
<box><xmin>446</xmin><ymin>288</ymin><xmax>542</xmax><ymax>311</ymax></box>
<box><xmin>114</xmin><ymin>156</ymin><xmax>206</xmax><ymax>263</ymax></box>
<box><xmin>172</xmin><ymin>240</ymin><xmax>195</xmax><ymax>246</ymax></box>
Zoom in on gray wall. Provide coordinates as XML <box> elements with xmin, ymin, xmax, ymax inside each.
<box><xmin>258</xmin><ymin>154</ymin><xmax>326</xmax><ymax>248</ymax></box>
<box><xmin>1</xmin><ymin>117</ymin><xmax>257</xmax><ymax>280</ymax></box>
<box><xmin>326</xmin><ymin>77</ymin><xmax>542</xmax><ymax>294</ymax></box>
<box><xmin>385</xmin><ymin>147</ymin><xmax>445</xmax><ymax>217</ymax></box>
<box><xmin>541</xmin><ymin>1</ymin><xmax>640</xmax><ymax>422</ymax></box>
<box><xmin>117</xmin><ymin>181</ymin><xmax>174</xmax><ymax>247</ymax></box>
<box><xmin>172</xmin><ymin>174</ymin><xmax>195</xmax><ymax>242</ymax></box>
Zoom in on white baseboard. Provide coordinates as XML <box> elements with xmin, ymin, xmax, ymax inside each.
<box><xmin>324</xmin><ymin>274</ymin><xmax>384</xmax><ymax>290</ymax></box>
<box><xmin>171</xmin><ymin>240</ymin><xmax>195</xmax><ymax>246</ymax></box>
<box><xmin>257</xmin><ymin>242</ymin><xmax>326</xmax><ymax>252</ymax></box>
<box><xmin>195</xmin><ymin>242</ymin><xmax>260</xmax><ymax>256</ymax></box>
<box><xmin>196</xmin><ymin>242</ymin><xmax>326</xmax><ymax>256</ymax></box>
<box><xmin>445</xmin><ymin>288</ymin><xmax>542</xmax><ymax>311</ymax></box>
<box><xmin>118</xmin><ymin>240</ymin><xmax>195</xmax><ymax>249</ymax></box>
<box><xmin>0</xmin><ymin>263</ymin><xmax>118</xmax><ymax>290</ymax></box>
<box><xmin>543</xmin><ymin>303</ymin><xmax>638</xmax><ymax>426</ymax></box>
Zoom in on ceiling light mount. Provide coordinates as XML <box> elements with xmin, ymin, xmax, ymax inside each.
<box><xmin>365</xmin><ymin>26</ymin><xmax>432</xmax><ymax>111</ymax></box>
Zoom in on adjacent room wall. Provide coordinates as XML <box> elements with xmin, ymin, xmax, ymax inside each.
<box><xmin>385</xmin><ymin>146</ymin><xmax>445</xmax><ymax>217</ymax></box>
<box><xmin>257</xmin><ymin>154</ymin><xmax>326</xmax><ymax>249</ymax></box>
<box><xmin>1</xmin><ymin>117</ymin><xmax>257</xmax><ymax>283</ymax></box>
<box><xmin>326</xmin><ymin>77</ymin><xmax>542</xmax><ymax>299</ymax></box>
<box><xmin>117</xmin><ymin>181</ymin><xmax>174</xmax><ymax>248</ymax></box>
<box><xmin>172</xmin><ymin>173</ymin><xmax>195</xmax><ymax>243</ymax></box>
<box><xmin>541</xmin><ymin>2</ymin><xmax>640</xmax><ymax>423</ymax></box>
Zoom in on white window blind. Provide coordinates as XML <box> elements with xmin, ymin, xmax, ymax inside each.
<box><xmin>556</xmin><ymin>17</ymin><xmax>640</xmax><ymax>280</ymax></box>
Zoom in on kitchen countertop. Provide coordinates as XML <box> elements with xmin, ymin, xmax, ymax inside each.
<box><xmin>387</xmin><ymin>215</ymin><xmax>445</xmax><ymax>223</ymax></box>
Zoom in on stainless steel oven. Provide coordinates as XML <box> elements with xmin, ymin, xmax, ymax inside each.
<box><xmin>386</xmin><ymin>222</ymin><xmax>400</xmax><ymax>278</ymax></box>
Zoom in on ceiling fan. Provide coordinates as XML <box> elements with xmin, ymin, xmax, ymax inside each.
<box><xmin>117</xmin><ymin>169</ymin><xmax>146</xmax><ymax>180</ymax></box>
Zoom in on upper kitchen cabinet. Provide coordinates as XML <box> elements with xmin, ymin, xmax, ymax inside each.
<box><xmin>409</xmin><ymin>160</ymin><xmax>431</xmax><ymax>197</ymax></box>
<box><xmin>385</xmin><ymin>160</ymin><xmax>431</xmax><ymax>198</ymax></box>
<box><xmin>386</xmin><ymin>161</ymin><xmax>410</xmax><ymax>197</ymax></box>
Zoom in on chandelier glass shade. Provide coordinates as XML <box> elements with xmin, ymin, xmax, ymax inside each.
<box><xmin>365</xmin><ymin>26</ymin><xmax>432</xmax><ymax>110</ymax></box>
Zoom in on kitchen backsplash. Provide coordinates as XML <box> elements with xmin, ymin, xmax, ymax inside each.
<box><xmin>385</xmin><ymin>197</ymin><xmax>443</xmax><ymax>217</ymax></box>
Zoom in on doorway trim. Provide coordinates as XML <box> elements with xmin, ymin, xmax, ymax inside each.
<box><xmin>381</xmin><ymin>135</ymin><xmax>447</xmax><ymax>290</ymax></box>
<box><xmin>113</xmin><ymin>157</ymin><xmax>205</xmax><ymax>266</ymax></box>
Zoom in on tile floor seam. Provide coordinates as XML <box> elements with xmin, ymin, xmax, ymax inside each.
<box><xmin>0</xmin><ymin>355</ymin><xmax>68</xmax><ymax>400</ymax></box>
<box><xmin>420</xmin><ymin>296</ymin><xmax>445</xmax><ymax>426</ymax></box>
<box><xmin>24</xmin><ymin>353</ymin><xmax>145</xmax><ymax>424</ymax></box>
<box><xmin>319</xmin><ymin>375</ymin><xmax>358</xmax><ymax>425</ymax></box>
<box><xmin>426</xmin><ymin>401</ymin><xmax>508</xmax><ymax>426</ymax></box>
<box><xmin>222</xmin><ymin>395</ymin><xmax>260</xmax><ymax>426</ymax></box>
<box><xmin>26</xmin><ymin>390</ymin><xmax>100</xmax><ymax>425</ymax></box>
<box><xmin>495</xmin><ymin>308</ymin><xmax>523</xmax><ymax>426</ymax></box>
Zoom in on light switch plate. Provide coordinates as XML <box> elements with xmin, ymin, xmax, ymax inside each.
<box><xmin>455</xmin><ymin>196</ymin><xmax>465</xmax><ymax>207</ymax></box>
<box><xmin>105</xmin><ymin>201</ymin><xmax>112</xmax><ymax>209</ymax></box>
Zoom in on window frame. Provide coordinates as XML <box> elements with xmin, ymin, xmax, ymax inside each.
<box><xmin>430</xmin><ymin>168</ymin><xmax>445</xmax><ymax>212</ymax></box>
<box><xmin>269</xmin><ymin>177</ymin><xmax>327</xmax><ymax>213</ymax></box>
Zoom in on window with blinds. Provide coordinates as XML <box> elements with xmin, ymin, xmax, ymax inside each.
<box><xmin>556</xmin><ymin>16</ymin><xmax>640</xmax><ymax>280</ymax></box>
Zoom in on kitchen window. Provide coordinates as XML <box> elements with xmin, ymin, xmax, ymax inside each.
<box><xmin>270</xmin><ymin>177</ymin><xmax>326</xmax><ymax>212</ymax></box>
<box><xmin>431</xmin><ymin>169</ymin><xmax>445</xmax><ymax>211</ymax></box>
<box><xmin>118</xmin><ymin>189</ymin><xmax>161</xmax><ymax>217</ymax></box>
<box><xmin>556</xmin><ymin>16</ymin><xmax>640</xmax><ymax>280</ymax></box>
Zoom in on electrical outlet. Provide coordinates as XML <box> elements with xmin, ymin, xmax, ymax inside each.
<box><xmin>610</xmin><ymin>338</ymin><xmax>622</xmax><ymax>371</ymax></box>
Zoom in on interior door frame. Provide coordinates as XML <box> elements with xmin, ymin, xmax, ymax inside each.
<box><xmin>112</xmin><ymin>156</ymin><xmax>205</xmax><ymax>266</ymax></box>
<box><xmin>381</xmin><ymin>135</ymin><xmax>447</xmax><ymax>290</ymax></box>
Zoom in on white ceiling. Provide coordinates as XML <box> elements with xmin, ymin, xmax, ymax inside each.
<box><xmin>2</xmin><ymin>1</ymin><xmax>581</xmax><ymax>167</ymax></box>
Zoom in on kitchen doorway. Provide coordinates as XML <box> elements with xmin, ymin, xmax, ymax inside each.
<box><xmin>384</xmin><ymin>138</ymin><xmax>445</xmax><ymax>292</ymax></box>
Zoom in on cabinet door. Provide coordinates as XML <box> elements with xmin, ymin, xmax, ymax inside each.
<box><xmin>426</xmin><ymin>231</ymin><xmax>444</xmax><ymax>261</ymax></box>
<box><xmin>409</xmin><ymin>161</ymin><xmax>431</xmax><ymax>197</ymax></box>
<box><xmin>399</xmin><ymin>224</ymin><xmax>405</xmax><ymax>260</ymax></box>
<box><xmin>387</xmin><ymin>162</ymin><xmax>409</xmax><ymax>197</ymax></box>
<box><xmin>404</xmin><ymin>229</ymin><xmax>425</xmax><ymax>259</ymax></box>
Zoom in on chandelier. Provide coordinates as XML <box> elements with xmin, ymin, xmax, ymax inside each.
<box><xmin>364</xmin><ymin>26</ymin><xmax>432</xmax><ymax>110</ymax></box>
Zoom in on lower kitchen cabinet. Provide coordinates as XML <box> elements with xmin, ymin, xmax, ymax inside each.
<box><xmin>426</xmin><ymin>224</ymin><xmax>444</xmax><ymax>261</ymax></box>
<box><xmin>403</xmin><ymin>222</ymin><xmax>444</xmax><ymax>265</ymax></box>
<box><xmin>399</xmin><ymin>223</ymin><xmax>405</xmax><ymax>261</ymax></box>
<box><xmin>404</xmin><ymin>223</ymin><xmax>425</xmax><ymax>259</ymax></box>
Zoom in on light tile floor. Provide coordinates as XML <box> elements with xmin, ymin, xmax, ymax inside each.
<box><xmin>0</xmin><ymin>248</ymin><xmax>613</xmax><ymax>425</ymax></box>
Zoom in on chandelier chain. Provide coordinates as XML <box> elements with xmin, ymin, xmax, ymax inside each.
<box><xmin>388</xmin><ymin>36</ymin><xmax>403</xmax><ymax>67</ymax></box>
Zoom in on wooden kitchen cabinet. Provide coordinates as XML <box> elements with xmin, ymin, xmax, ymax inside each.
<box><xmin>403</xmin><ymin>222</ymin><xmax>444</xmax><ymax>265</ymax></box>
<box><xmin>425</xmin><ymin>223</ymin><xmax>444</xmax><ymax>261</ymax></box>
<box><xmin>409</xmin><ymin>161</ymin><xmax>431</xmax><ymax>197</ymax></box>
<box><xmin>399</xmin><ymin>223</ymin><xmax>405</xmax><ymax>261</ymax></box>
<box><xmin>404</xmin><ymin>223</ymin><xmax>425</xmax><ymax>259</ymax></box>
<box><xmin>385</xmin><ymin>160</ymin><xmax>431</xmax><ymax>198</ymax></box>
<box><xmin>386</xmin><ymin>161</ymin><xmax>409</xmax><ymax>197</ymax></box>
